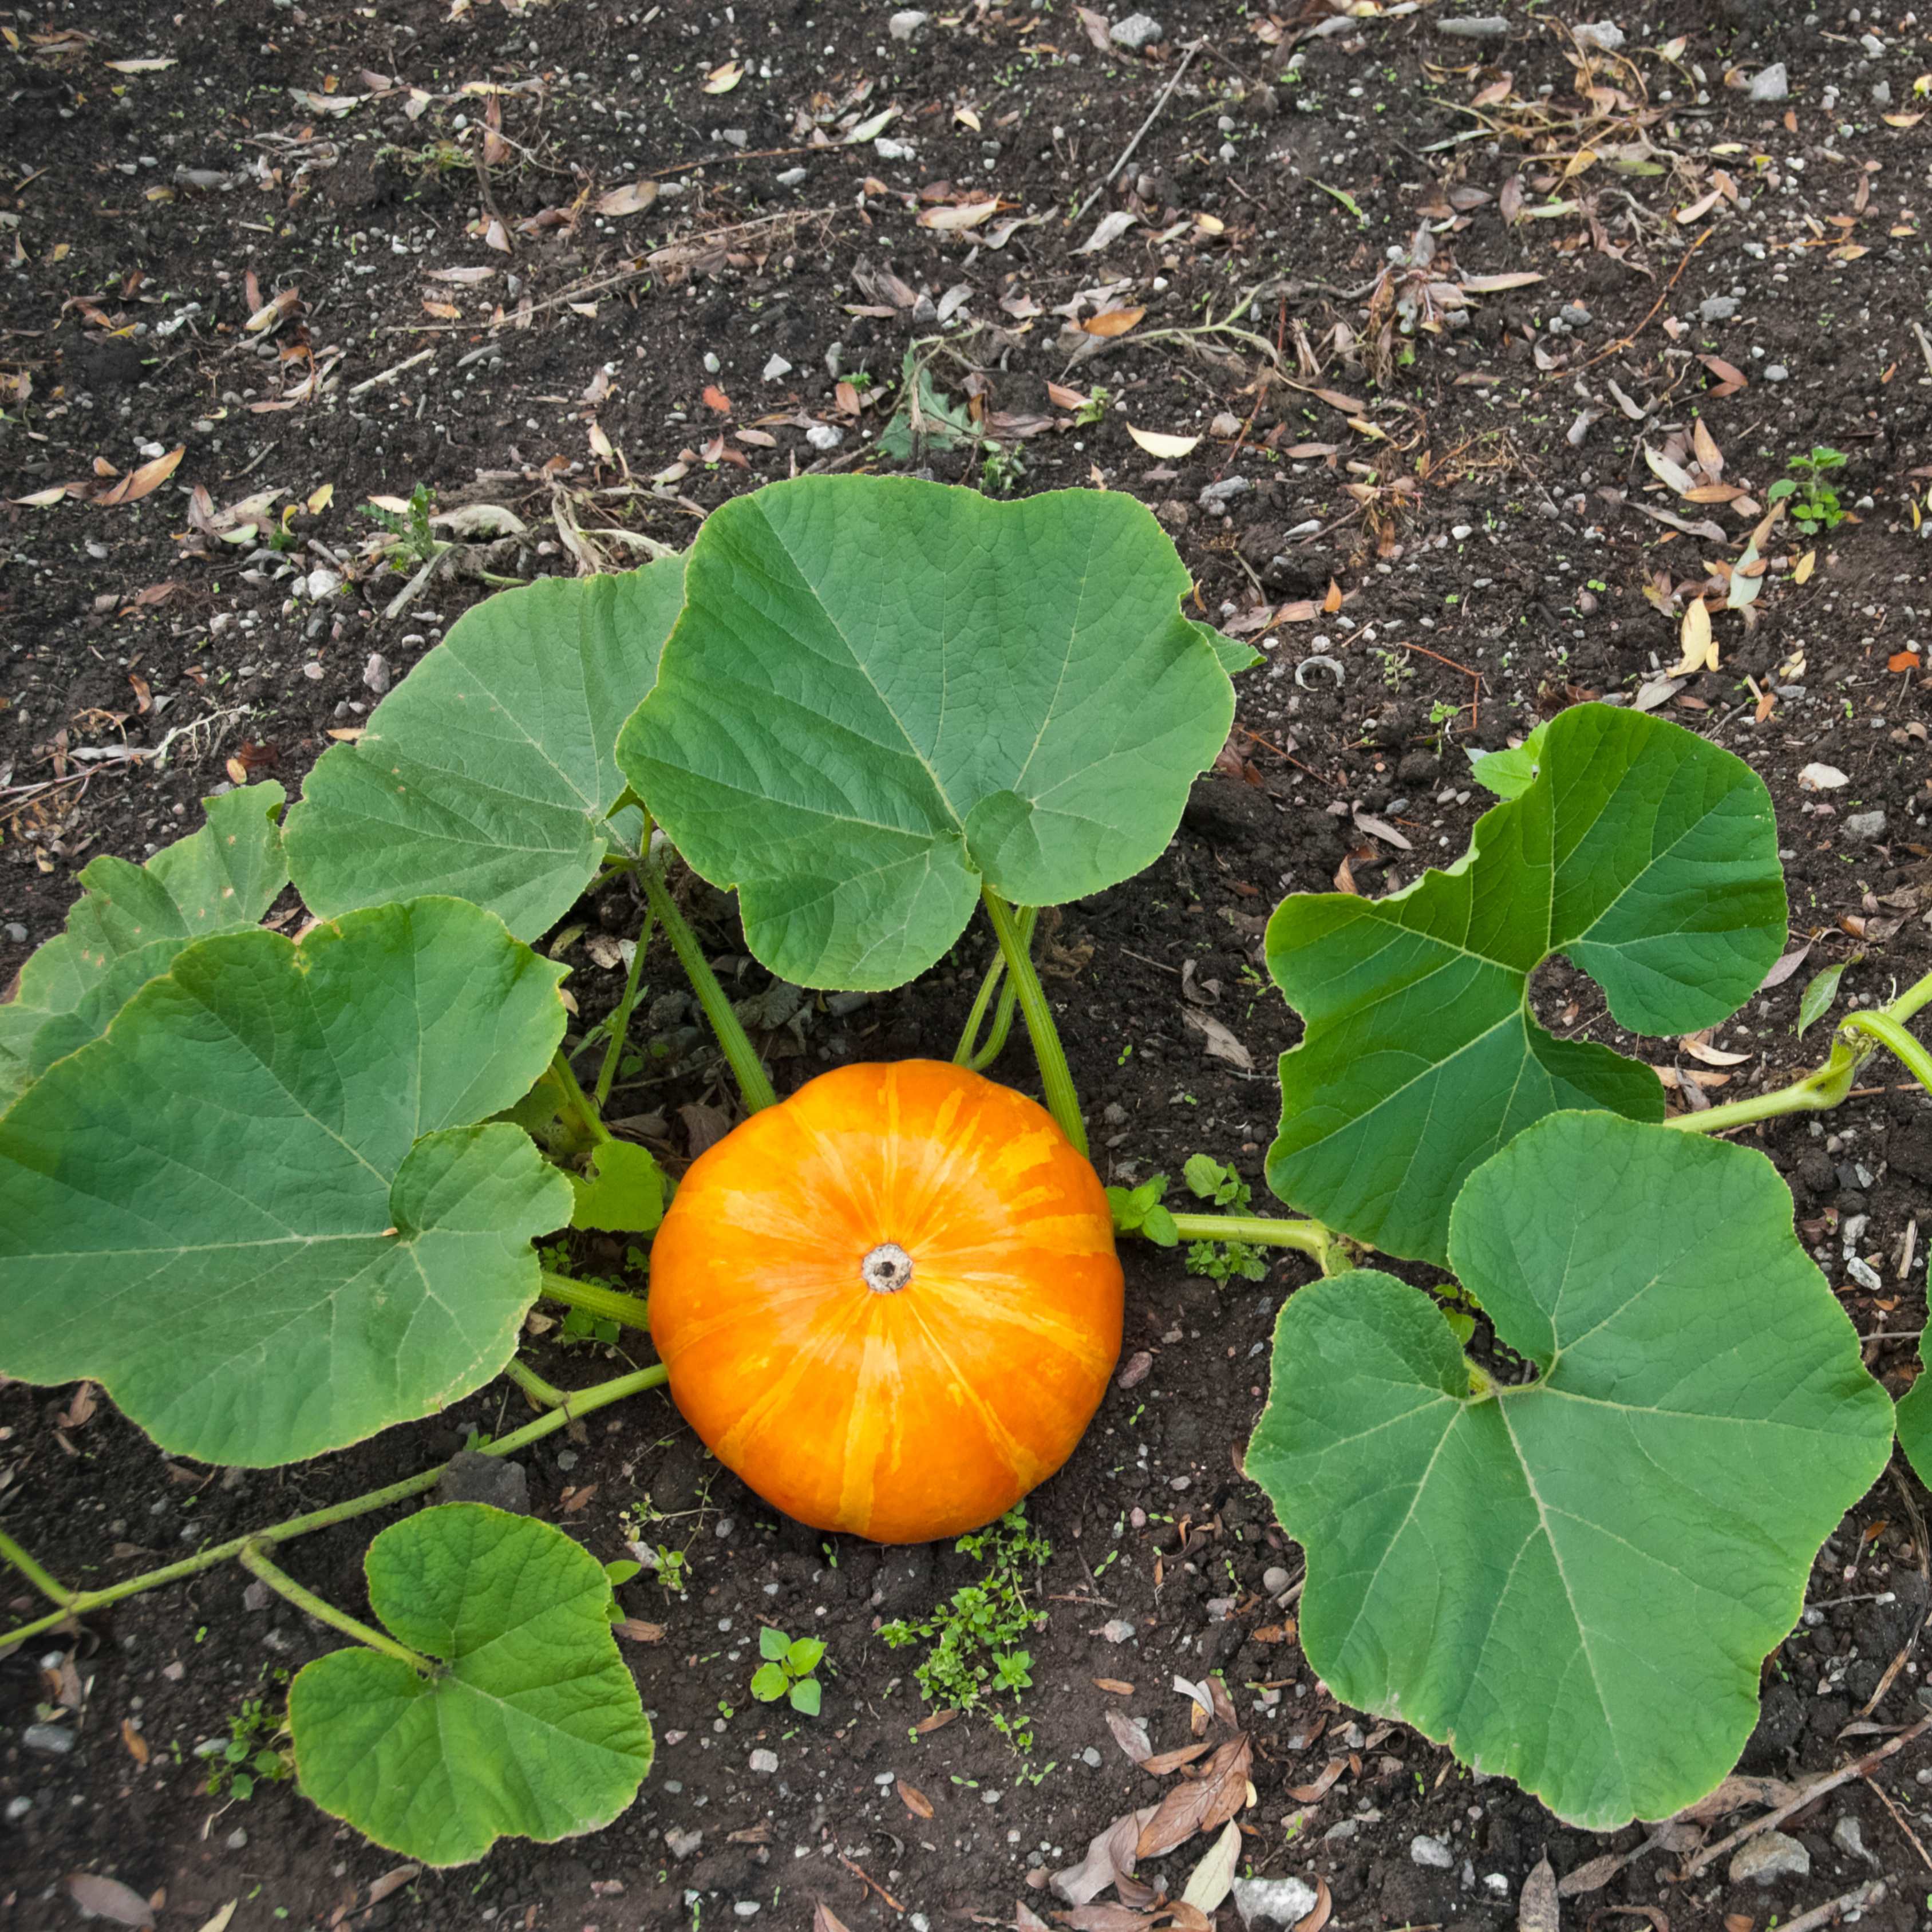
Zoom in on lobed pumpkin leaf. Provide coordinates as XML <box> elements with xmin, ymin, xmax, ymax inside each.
<box><xmin>616</xmin><ymin>477</ymin><xmax>1240</xmax><ymax>990</ymax></box>
<box><xmin>1266</xmin><ymin>704</ymin><xmax>1787</xmax><ymax>1263</ymax></box>
<box><xmin>0</xmin><ymin>898</ymin><xmax>571</xmax><ymax>1467</ymax></box>
<box><xmin>1248</xmin><ymin>1111</ymin><xmax>1893</xmax><ymax>1830</ymax></box>
<box><xmin>289</xmin><ymin>1504</ymin><xmax>653</xmax><ymax>1866</ymax></box>
<box><xmin>1895</xmin><ymin>1323</ymin><xmax>1932</xmax><ymax>1489</ymax></box>
<box><xmin>285</xmin><ymin>560</ymin><xmax>683</xmax><ymax>939</ymax></box>
<box><xmin>567</xmin><ymin>1137</ymin><xmax>666</xmax><ymax>1233</ymax></box>
<box><xmin>0</xmin><ymin>782</ymin><xmax>287</xmax><ymax>1106</ymax></box>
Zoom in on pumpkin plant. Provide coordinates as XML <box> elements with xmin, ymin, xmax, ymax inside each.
<box><xmin>1244</xmin><ymin>701</ymin><xmax>1931</xmax><ymax>1827</ymax></box>
<box><xmin>0</xmin><ymin>475</ymin><xmax>1250</xmax><ymax>1864</ymax></box>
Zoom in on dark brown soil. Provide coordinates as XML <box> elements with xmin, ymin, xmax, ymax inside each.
<box><xmin>5</xmin><ymin>1</ymin><xmax>1932</xmax><ymax>1929</ymax></box>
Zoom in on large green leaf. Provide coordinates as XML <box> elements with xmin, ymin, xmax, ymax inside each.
<box><xmin>1895</xmin><ymin>1326</ymin><xmax>1932</xmax><ymax>1487</ymax></box>
<box><xmin>1248</xmin><ymin>1112</ymin><xmax>1892</xmax><ymax>1830</ymax></box>
<box><xmin>289</xmin><ymin>1504</ymin><xmax>653</xmax><ymax>1866</ymax></box>
<box><xmin>616</xmin><ymin>477</ymin><xmax>1239</xmax><ymax>989</ymax></box>
<box><xmin>0</xmin><ymin>898</ymin><xmax>571</xmax><ymax>1466</ymax></box>
<box><xmin>285</xmin><ymin>560</ymin><xmax>683</xmax><ymax>938</ymax></box>
<box><xmin>0</xmin><ymin>783</ymin><xmax>287</xmax><ymax>1105</ymax></box>
<box><xmin>1267</xmin><ymin>704</ymin><xmax>1786</xmax><ymax>1262</ymax></box>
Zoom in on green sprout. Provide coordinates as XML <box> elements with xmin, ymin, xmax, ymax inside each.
<box><xmin>751</xmin><ymin>1627</ymin><xmax>827</xmax><ymax>1716</ymax></box>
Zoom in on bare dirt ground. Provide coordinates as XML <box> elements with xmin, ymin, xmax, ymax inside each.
<box><xmin>3</xmin><ymin>1</ymin><xmax>1932</xmax><ymax>1929</ymax></box>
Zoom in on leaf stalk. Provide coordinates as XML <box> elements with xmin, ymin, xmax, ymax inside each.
<box><xmin>980</xmin><ymin>887</ymin><xmax>1088</xmax><ymax>1156</ymax></box>
<box><xmin>539</xmin><ymin>1269</ymin><xmax>651</xmax><ymax>1333</ymax></box>
<box><xmin>0</xmin><ymin>1364</ymin><xmax>669</xmax><ymax>1649</ymax></box>
<box><xmin>637</xmin><ymin>856</ymin><xmax>778</xmax><ymax>1115</ymax></box>
<box><xmin>239</xmin><ymin>1543</ymin><xmax>437</xmax><ymax>1675</ymax></box>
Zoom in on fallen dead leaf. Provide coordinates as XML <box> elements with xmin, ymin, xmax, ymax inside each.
<box><xmin>1077</xmin><ymin>209</ymin><xmax>1139</xmax><ymax>254</ymax></box>
<box><xmin>1181</xmin><ymin>1818</ymin><xmax>1243</xmax><ymax>1912</ymax></box>
<box><xmin>1793</xmin><ymin>548</ymin><xmax>1817</xmax><ymax>585</ymax></box>
<box><xmin>701</xmin><ymin>384</ymin><xmax>733</xmax><ymax>414</ymax></box>
<box><xmin>120</xmin><ymin>1717</ymin><xmax>149</xmax><ymax>1764</ymax></box>
<box><xmin>1288</xmin><ymin>1756</ymin><xmax>1347</xmax><ymax>1804</ymax></box>
<box><xmin>918</xmin><ymin>200</ymin><xmax>998</xmax><ymax>231</ymax></box>
<box><xmin>1889</xmin><ymin>649</ymin><xmax>1922</xmax><ymax>673</ymax></box>
<box><xmin>1669</xmin><ymin>596</ymin><xmax>1715</xmax><ymax>677</ymax></box>
<box><xmin>1082</xmin><ymin>305</ymin><xmax>1147</xmax><ymax>338</ymax></box>
<box><xmin>193</xmin><ymin>1906</ymin><xmax>238</xmax><ymax>1932</ymax></box>
<box><xmin>367</xmin><ymin>1867</ymin><xmax>421</xmax><ymax>1907</ymax></box>
<box><xmin>64</xmin><ymin>1875</ymin><xmax>155</xmax><ymax>1929</ymax></box>
<box><xmin>1519</xmin><ymin>1855</ymin><xmax>1559</xmax><ymax>1932</ymax></box>
<box><xmin>703</xmin><ymin>60</ymin><xmax>743</xmax><ymax>93</ymax></box>
<box><xmin>595</xmin><ymin>180</ymin><xmax>659</xmax><ymax>218</ymax></box>
<box><xmin>1182</xmin><ymin>1009</ymin><xmax>1253</xmax><ymax>1072</ymax></box>
<box><xmin>896</xmin><ymin>1779</ymin><xmax>935</xmax><ymax>1819</ymax></box>
<box><xmin>1127</xmin><ymin>424</ymin><xmax>1198</xmax><ymax>459</ymax></box>
<box><xmin>613</xmin><ymin>1617</ymin><xmax>665</xmax><ymax>1642</ymax></box>
<box><xmin>1093</xmin><ymin>1677</ymin><xmax>1135</xmax><ymax>1696</ymax></box>
<box><xmin>914</xmin><ymin>1708</ymin><xmax>957</xmax><ymax>1734</ymax></box>
<box><xmin>1295</xmin><ymin>1876</ymin><xmax>1334</xmax><ymax>1932</ymax></box>
<box><xmin>96</xmin><ymin>446</ymin><xmax>183</xmax><ymax>508</ymax></box>
<box><xmin>1136</xmin><ymin>1736</ymin><xmax>1252</xmax><ymax>1858</ymax></box>
<box><xmin>1460</xmin><ymin>270</ymin><xmax>1544</xmax><ymax>293</ymax></box>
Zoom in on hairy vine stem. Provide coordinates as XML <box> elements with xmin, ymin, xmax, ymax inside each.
<box><xmin>637</xmin><ymin>852</ymin><xmax>778</xmax><ymax>1115</ymax></box>
<box><xmin>1666</xmin><ymin>965</ymin><xmax>1931</xmax><ymax>1136</ymax></box>
<box><xmin>540</xmin><ymin>1269</ymin><xmax>651</xmax><ymax>1333</ymax></box>
<box><xmin>954</xmin><ymin>905</ymin><xmax>1035</xmax><ymax>1071</ymax></box>
<box><xmin>981</xmin><ymin>887</ymin><xmax>1088</xmax><ymax>1156</ymax></box>
<box><xmin>239</xmin><ymin>1544</ymin><xmax>436</xmax><ymax>1674</ymax></box>
<box><xmin>0</xmin><ymin>1364</ymin><xmax>669</xmax><ymax>1651</ymax></box>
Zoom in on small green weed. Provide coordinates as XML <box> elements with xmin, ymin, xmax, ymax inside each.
<box><xmin>1106</xmin><ymin>1174</ymin><xmax>1177</xmax><ymax>1245</ymax></box>
<box><xmin>200</xmin><ymin>1694</ymin><xmax>293</xmax><ymax>1803</ymax></box>
<box><xmin>1767</xmin><ymin>447</ymin><xmax>1847</xmax><ymax>532</ymax></box>
<box><xmin>751</xmin><ymin>1627</ymin><xmax>827</xmax><ymax>1716</ymax></box>
<box><xmin>880</xmin><ymin>1506</ymin><xmax>1049</xmax><ymax>1749</ymax></box>
<box><xmin>1180</xmin><ymin>1155</ymin><xmax>1267</xmax><ymax>1282</ymax></box>
<box><xmin>366</xmin><ymin>483</ymin><xmax>438</xmax><ymax>567</ymax></box>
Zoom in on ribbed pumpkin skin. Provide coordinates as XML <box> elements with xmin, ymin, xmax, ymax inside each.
<box><xmin>648</xmin><ymin>1060</ymin><xmax>1124</xmax><ymax>1543</ymax></box>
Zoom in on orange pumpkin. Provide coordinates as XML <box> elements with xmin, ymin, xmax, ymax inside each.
<box><xmin>647</xmin><ymin>1060</ymin><xmax>1124</xmax><ymax>1543</ymax></box>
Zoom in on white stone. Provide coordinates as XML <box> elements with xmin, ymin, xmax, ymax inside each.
<box><xmin>1232</xmin><ymin>1878</ymin><xmax>1321</xmax><ymax>1927</ymax></box>
<box><xmin>1730</xmin><ymin>1831</ymin><xmax>1809</xmax><ymax>1886</ymax></box>
<box><xmin>1111</xmin><ymin>13</ymin><xmax>1164</xmax><ymax>49</ymax></box>
<box><xmin>1411</xmin><ymin>1834</ymin><xmax>1455</xmax><ymax>1869</ymax></box>
<box><xmin>749</xmin><ymin>1748</ymin><xmax>779</xmax><ymax>1773</ymax></box>
<box><xmin>888</xmin><ymin>10</ymin><xmax>930</xmax><ymax>39</ymax></box>
<box><xmin>762</xmin><ymin>354</ymin><xmax>793</xmax><ymax>381</ymax></box>
<box><xmin>1749</xmin><ymin>64</ymin><xmax>1789</xmax><ymax>101</ymax></box>
<box><xmin>805</xmin><ymin>424</ymin><xmax>844</xmax><ymax>452</ymax></box>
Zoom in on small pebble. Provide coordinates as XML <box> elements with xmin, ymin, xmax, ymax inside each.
<box><xmin>1764</xmin><ymin>364</ymin><xmax>1789</xmax><ymax>384</ymax></box>
<box><xmin>1100</xmin><ymin>1619</ymin><xmax>1136</xmax><ymax>1644</ymax></box>
<box><xmin>3</xmin><ymin>1796</ymin><xmax>30</xmax><ymax>1823</ymax></box>
<box><xmin>3</xmin><ymin>922</ymin><xmax>27</xmax><ymax>945</ymax></box>
<box><xmin>888</xmin><ymin>9</ymin><xmax>929</xmax><ymax>38</ymax></box>
<box><xmin>1748</xmin><ymin>64</ymin><xmax>1789</xmax><ymax>102</ymax></box>
<box><xmin>1262</xmin><ymin>1566</ymin><xmax>1294</xmax><ymax>1595</ymax></box>
<box><xmin>1437</xmin><ymin>14</ymin><xmax>1510</xmax><ymax>37</ymax></box>
<box><xmin>805</xmin><ymin>425</ymin><xmax>844</xmax><ymax>452</ymax></box>
<box><xmin>776</xmin><ymin>166</ymin><xmax>808</xmax><ymax>186</ymax></box>
<box><xmin>364</xmin><ymin>652</ymin><xmax>391</xmax><ymax>695</ymax></box>
<box><xmin>748</xmin><ymin>1748</ymin><xmax>779</xmax><ymax>1773</ymax></box>
<box><xmin>22</xmin><ymin>1723</ymin><xmax>75</xmax><ymax>1757</ymax></box>
<box><xmin>1843</xmin><ymin>810</ymin><xmax>1887</xmax><ymax>842</ymax></box>
<box><xmin>1730</xmin><ymin>1831</ymin><xmax>1809</xmax><ymax>1886</ymax></box>
<box><xmin>762</xmin><ymin>353</ymin><xmax>793</xmax><ymax>382</ymax></box>
<box><xmin>1572</xmin><ymin>20</ymin><xmax>1625</xmax><ymax>49</ymax></box>
<box><xmin>226</xmin><ymin>1827</ymin><xmax>249</xmax><ymax>1850</ymax></box>
<box><xmin>1699</xmin><ymin>297</ymin><xmax>1740</xmax><ymax>323</ymax></box>
<box><xmin>1411</xmin><ymin>1834</ymin><xmax>1454</xmax><ymax>1869</ymax></box>
<box><xmin>1110</xmin><ymin>13</ymin><xmax>1163</xmax><ymax>49</ymax></box>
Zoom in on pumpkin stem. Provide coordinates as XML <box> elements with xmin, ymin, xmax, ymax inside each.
<box><xmin>954</xmin><ymin>905</ymin><xmax>1037</xmax><ymax>1071</ymax></box>
<box><xmin>862</xmin><ymin>1242</ymin><xmax>915</xmax><ymax>1294</ymax></box>
<box><xmin>980</xmin><ymin>887</ymin><xmax>1089</xmax><ymax>1157</ymax></box>
<box><xmin>638</xmin><ymin>851</ymin><xmax>780</xmax><ymax>1115</ymax></box>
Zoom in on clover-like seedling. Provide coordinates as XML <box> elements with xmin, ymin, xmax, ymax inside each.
<box><xmin>751</xmin><ymin>1627</ymin><xmax>826</xmax><ymax>1716</ymax></box>
<box><xmin>1105</xmin><ymin>1175</ymin><xmax>1177</xmax><ymax>1246</ymax></box>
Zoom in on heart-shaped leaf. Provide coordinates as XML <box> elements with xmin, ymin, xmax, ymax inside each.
<box><xmin>0</xmin><ymin>782</ymin><xmax>287</xmax><ymax>1105</ymax></box>
<box><xmin>289</xmin><ymin>1504</ymin><xmax>653</xmax><ymax>1866</ymax></box>
<box><xmin>1267</xmin><ymin>704</ymin><xmax>1786</xmax><ymax>1262</ymax></box>
<box><xmin>0</xmin><ymin>898</ymin><xmax>571</xmax><ymax>1466</ymax></box>
<box><xmin>1248</xmin><ymin>1111</ymin><xmax>1893</xmax><ymax>1829</ymax></box>
<box><xmin>1895</xmin><ymin>1326</ymin><xmax>1932</xmax><ymax>1488</ymax></box>
<box><xmin>567</xmin><ymin>1138</ymin><xmax>665</xmax><ymax>1232</ymax></box>
<box><xmin>285</xmin><ymin>560</ymin><xmax>683</xmax><ymax>938</ymax></box>
<box><xmin>616</xmin><ymin>477</ymin><xmax>1239</xmax><ymax>989</ymax></box>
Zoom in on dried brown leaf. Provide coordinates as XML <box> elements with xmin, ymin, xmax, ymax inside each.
<box><xmin>1519</xmin><ymin>1855</ymin><xmax>1559</xmax><ymax>1932</ymax></box>
<box><xmin>64</xmin><ymin>1876</ymin><xmax>155</xmax><ymax>1929</ymax></box>
<box><xmin>896</xmin><ymin>1779</ymin><xmax>935</xmax><ymax>1819</ymax></box>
